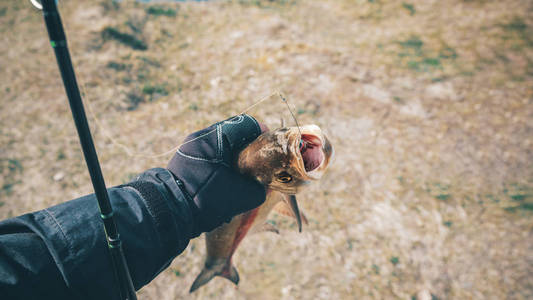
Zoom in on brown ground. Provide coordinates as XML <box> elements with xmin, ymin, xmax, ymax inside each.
<box><xmin>1</xmin><ymin>0</ymin><xmax>532</xmax><ymax>299</ymax></box>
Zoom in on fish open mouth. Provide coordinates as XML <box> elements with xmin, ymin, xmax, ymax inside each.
<box><xmin>299</xmin><ymin>134</ymin><xmax>324</xmax><ymax>172</ymax></box>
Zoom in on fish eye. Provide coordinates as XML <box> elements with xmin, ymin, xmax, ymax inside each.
<box><xmin>277</xmin><ymin>172</ymin><xmax>293</xmax><ymax>183</ymax></box>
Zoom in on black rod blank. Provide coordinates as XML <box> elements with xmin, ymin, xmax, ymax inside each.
<box><xmin>40</xmin><ymin>1</ymin><xmax>137</xmax><ymax>299</ymax></box>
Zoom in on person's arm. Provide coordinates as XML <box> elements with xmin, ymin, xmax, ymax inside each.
<box><xmin>0</xmin><ymin>114</ymin><xmax>266</xmax><ymax>300</ymax></box>
<box><xmin>0</xmin><ymin>168</ymin><xmax>192</xmax><ymax>300</ymax></box>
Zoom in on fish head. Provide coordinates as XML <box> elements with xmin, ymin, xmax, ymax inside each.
<box><xmin>237</xmin><ymin>124</ymin><xmax>334</xmax><ymax>194</ymax></box>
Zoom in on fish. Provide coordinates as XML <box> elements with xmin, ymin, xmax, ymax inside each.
<box><xmin>189</xmin><ymin>124</ymin><xmax>334</xmax><ymax>292</ymax></box>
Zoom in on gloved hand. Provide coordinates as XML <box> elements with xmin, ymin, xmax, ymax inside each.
<box><xmin>167</xmin><ymin>114</ymin><xmax>267</xmax><ymax>238</ymax></box>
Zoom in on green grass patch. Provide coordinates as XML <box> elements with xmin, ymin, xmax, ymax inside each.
<box><xmin>1</xmin><ymin>159</ymin><xmax>23</xmax><ymax>196</ymax></box>
<box><xmin>137</xmin><ymin>73</ymin><xmax>147</xmax><ymax>81</ymax></box>
<box><xmin>390</xmin><ymin>256</ymin><xmax>399</xmax><ymax>265</ymax></box>
<box><xmin>138</xmin><ymin>56</ymin><xmax>161</xmax><ymax>68</ymax></box>
<box><xmin>425</xmin><ymin>183</ymin><xmax>452</xmax><ymax>201</ymax></box>
<box><xmin>372</xmin><ymin>264</ymin><xmax>380</xmax><ymax>274</ymax></box>
<box><xmin>431</xmin><ymin>76</ymin><xmax>448</xmax><ymax>82</ymax></box>
<box><xmin>189</xmin><ymin>103</ymin><xmax>199</xmax><ymax>111</ymax></box>
<box><xmin>504</xmin><ymin>203</ymin><xmax>533</xmax><ymax>212</ymax></box>
<box><xmin>102</xmin><ymin>27</ymin><xmax>147</xmax><ymax>50</ymax></box>
<box><xmin>502</xmin><ymin>17</ymin><xmax>527</xmax><ymax>33</ymax></box>
<box><xmin>501</xmin><ymin>16</ymin><xmax>533</xmax><ymax>47</ymax></box>
<box><xmin>503</xmin><ymin>183</ymin><xmax>533</xmax><ymax>213</ymax></box>
<box><xmin>125</xmin><ymin>92</ymin><xmax>145</xmax><ymax>111</ymax></box>
<box><xmin>146</xmin><ymin>6</ymin><xmax>177</xmax><ymax>17</ymax></box>
<box><xmin>520</xmin><ymin>203</ymin><xmax>533</xmax><ymax>211</ymax></box>
<box><xmin>423</xmin><ymin>57</ymin><xmax>441</xmax><ymax>67</ymax></box>
<box><xmin>57</xmin><ymin>150</ymin><xmax>66</xmax><ymax>161</ymax></box>
<box><xmin>510</xmin><ymin>194</ymin><xmax>527</xmax><ymax>201</ymax></box>
<box><xmin>107</xmin><ymin>61</ymin><xmax>128</xmax><ymax>71</ymax></box>
<box><xmin>399</xmin><ymin>36</ymin><xmax>424</xmax><ymax>51</ymax></box>
<box><xmin>485</xmin><ymin>194</ymin><xmax>499</xmax><ymax>203</ymax></box>
<box><xmin>435</xmin><ymin>194</ymin><xmax>450</xmax><ymax>201</ymax></box>
<box><xmin>2</xmin><ymin>182</ymin><xmax>20</xmax><ymax>196</ymax></box>
<box><xmin>439</xmin><ymin>47</ymin><xmax>458</xmax><ymax>59</ymax></box>
<box><xmin>7</xmin><ymin>159</ymin><xmax>23</xmax><ymax>173</ymax></box>
<box><xmin>122</xmin><ymin>76</ymin><xmax>132</xmax><ymax>84</ymax></box>
<box><xmin>443</xmin><ymin>221</ymin><xmax>453</xmax><ymax>227</ymax></box>
<box><xmin>239</xmin><ymin>0</ymin><xmax>296</xmax><ymax>7</ymax></box>
<box><xmin>397</xmin><ymin>36</ymin><xmax>457</xmax><ymax>72</ymax></box>
<box><xmin>142</xmin><ymin>83</ymin><xmax>168</xmax><ymax>96</ymax></box>
<box><xmin>402</xmin><ymin>3</ymin><xmax>415</xmax><ymax>15</ymax></box>
<box><xmin>407</xmin><ymin>60</ymin><xmax>420</xmax><ymax>70</ymax></box>
<box><xmin>125</xmin><ymin>20</ymin><xmax>144</xmax><ymax>34</ymax></box>
<box><xmin>408</xmin><ymin>57</ymin><xmax>442</xmax><ymax>71</ymax></box>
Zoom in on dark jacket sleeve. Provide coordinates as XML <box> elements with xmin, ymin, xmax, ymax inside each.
<box><xmin>0</xmin><ymin>168</ymin><xmax>193</xmax><ymax>300</ymax></box>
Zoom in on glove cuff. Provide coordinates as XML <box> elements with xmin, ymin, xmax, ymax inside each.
<box><xmin>221</xmin><ymin>114</ymin><xmax>262</xmax><ymax>153</ymax></box>
<box><xmin>121</xmin><ymin>168</ymin><xmax>195</xmax><ymax>253</ymax></box>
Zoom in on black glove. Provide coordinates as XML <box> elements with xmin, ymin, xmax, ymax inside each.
<box><xmin>167</xmin><ymin>114</ymin><xmax>266</xmax><ymax>238</ymax></box>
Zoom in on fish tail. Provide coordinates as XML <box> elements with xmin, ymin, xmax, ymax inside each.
<box><xmin>189</xmin><ymin>263</ymin><xmax>240</xmax><ymax>293</ymax></box>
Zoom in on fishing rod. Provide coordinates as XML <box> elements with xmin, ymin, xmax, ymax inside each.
<box><xmin>35</xmin><ymin>0</ymin><xmax>137</xmax><ymax>299</ymax></box>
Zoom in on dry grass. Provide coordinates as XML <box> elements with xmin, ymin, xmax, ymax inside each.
<box><xmin>1</xmin><ymin>0</ymin><xmax>532</xmax><ymax>299</ymax></box>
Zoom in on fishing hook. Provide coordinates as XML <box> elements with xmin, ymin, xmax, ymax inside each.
<box><xmin>278</xmin><ymin>92</ymin><xmax>303</xmax><ymax>142</ymax></box>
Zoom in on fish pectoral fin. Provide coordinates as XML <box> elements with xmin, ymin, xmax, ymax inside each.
<box><xmin>273</xmin><ymin>197</ymin><xmax>309</xmax><ymax>229</ymax></box>
<box><xmin>253</xmin><ymin>222</ymin><xmax>280</xmax><ymax>234</ymax></box>
<box><xmin>288</xmin><ymin>195</ymin><xmax>302</xmax><ymax>233</ymax></box>
<box><xmin>189</xmin><ymin>263</ymin><xmax>240</xmax><ymax>293</ymax></box>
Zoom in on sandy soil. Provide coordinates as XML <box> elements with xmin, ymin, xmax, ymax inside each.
<box><xmin>1</xmin><ymin>0</ymin><xmax>532</xmax><ymax>299</ymax></box>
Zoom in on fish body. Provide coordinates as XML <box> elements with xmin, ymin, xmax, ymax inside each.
<box><xmin>189</xmin><ymin>125</ymin><xmax>333</xmax><ymax>292</ymax></box>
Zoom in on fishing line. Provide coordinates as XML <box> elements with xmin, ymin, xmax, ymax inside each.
<box><xmin>63</xmin><ymin>15</ymin><xmax>302</xmax><ymax>158</ymax></box>
<box><xmin>82</xmin><ymin>85</ymin><xmax>302</xmax><ymax>158</ymax></box>
<box><xmin>278</xmin><ymin>92</ymin><xmax>303</xmax><ymax>139</ymax></box>
<box><xmin>239</xmin><ymin>91</ymin><xmax>278</xmax><ymax>115</ymax></box>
